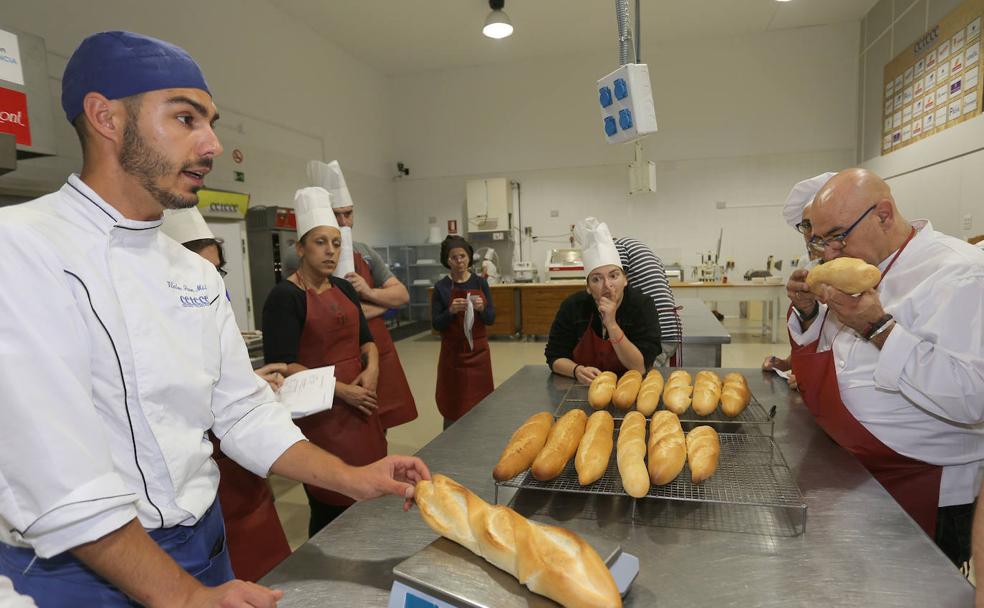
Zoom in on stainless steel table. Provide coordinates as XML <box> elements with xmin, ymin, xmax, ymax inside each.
<box><xmin>262</xmin><ymin>366</ymin><xmax>974</xmax><ymax>606</ymax></box>
<box><xmin>675</xmin><ymin>297</ymin><xmax>731</xmax><ymax>367</ymax></box>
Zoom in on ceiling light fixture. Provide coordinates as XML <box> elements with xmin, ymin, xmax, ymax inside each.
<box><xmin>483</xmin><ymin>0</ymin><xmax>513</xmax><ymax>39</ymax></box>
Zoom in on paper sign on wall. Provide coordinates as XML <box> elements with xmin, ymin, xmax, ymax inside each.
<box><xmin>0</xmin><ymin>30</ymin><xmax>24</xmax><ymax>86</ymax></box>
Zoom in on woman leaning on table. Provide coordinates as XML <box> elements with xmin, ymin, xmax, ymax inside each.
<box><xmin>263</xmin><ymin>187</ymin><xmax>386</xmax><ymax>536</ymax></box>
<box><xmin>544</xmin><ymin>217</ymin><xmax>661</xmax><ymax>384</ymax></box>
<box><xmin>432</xmin><ymin>235</ymin><xmax>495</xmax><ymax>429</ymax></box>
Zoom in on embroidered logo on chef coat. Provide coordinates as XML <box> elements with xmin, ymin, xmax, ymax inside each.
<box><xmin>168</xmin><ymin>280</ymin><xmax>213</xmax><ymax>308</ymax></box>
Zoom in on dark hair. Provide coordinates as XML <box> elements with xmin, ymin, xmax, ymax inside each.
<box><xmin>183</xmin><ymin>237</ymin><xmax>226</xmax><ymax>268</ymax></box>
<box><xmin>440</xmin><ymin>236</ymin><xmax>473</xmax><ymax>269</ymax></box>
<box><xmin>73</xmin><ymin>93</ymin><xmax>143</xmax><ymax>153</ymax></box>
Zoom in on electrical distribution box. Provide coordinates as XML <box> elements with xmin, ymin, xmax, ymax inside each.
<box><xmin>596</xmin><ymin>63</ymin><xmax>658</xmax><ymax>144</ymax></box>
<box><xmin>466</xmin><ymin>178</ymin><xmax>510</xmax><ymax>232</ymax></box>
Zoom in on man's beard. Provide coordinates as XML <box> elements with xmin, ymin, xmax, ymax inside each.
<box><xmin>118</xmin><ymin>122</ymin><xmax>210</xmax><ymax>210</ymax></box>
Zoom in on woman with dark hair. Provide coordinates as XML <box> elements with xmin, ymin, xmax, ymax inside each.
<box><xmin>262</xmin><ymin>187</ymin><xmax>385</xmax><ymax>536</ymax></box>
<box><xmin>431</xmin><ymin>235</ymin><xmax>495</xmax><ymax>429</ymax></box>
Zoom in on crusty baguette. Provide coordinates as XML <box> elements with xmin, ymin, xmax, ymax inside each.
<box><xmin>617</xmin><ymin>411</ymin><xmax>650</xmax><ymax>497</ymax></box>
<box><xmin>662</xmin><ymin>382</ymin><xmax>693</xmax><ymax>415</ymax></box>
<box><xmin>722</xmin><ymin>372</ymin><xmax>746</xmax><ymax>386</ymax></box>
<box><xmin>806</xmin><ymin>256</ymin><xmax>881</xmax><ymax>295</ymax></box>
<box><xmin>612</xmin><ymin>375</ymin><xmax>641</xmax><ymax>411</ymax></box>
<box><xmin>531</xmin><ymin>409</ymin><xmax>588</xmax><ymax>481</ymax></box>
<box><xmin>575</xmin><ymin>411</ymin><xmax>614</xmax><ymax>485</ymax></box>
<box><xmin>587</xmin><ymin>372</ymin><xmax>617</xmax><ymax>410</ymax></box>
<box><xmin>691</xmin><ymin>385</ymin><xmax>720</xmax><ymax>416</ymax></box>
<box><xmin>415</xmin><ymin>474</ymin><xmax>622</xmax><ymax>608</ymax></box>
<box><xmin>720</xmin><ymin>373</ymin><xmax>751</xmax><ymax>418</ymax></box>
<box><xmin>694</xmin><ymin>370</ymin><xmax>721</xmax><ymax>386</ymax></box>
<box><xmin>647</xmin><ymin>411</ymin><xmax>687</xmax><ymax>485</ymax></box>
<box><xmin>635</xmin><ymin>370</ymin><xmax>664</xmax><ymax>416</ymax></box>
<box><xmin>667</xmin><ymin>370</ymin><xmax>692</xmax><ymax>385</ymax></box>
<box><xmin>493</xmin><ymin>412</ymin><xmax>555</xmax><ymax>481</ymax></box>
<box><xmin>687</xmin><ymin>426</ymin><xmax>720</xmax><ymax>483</ymax></box>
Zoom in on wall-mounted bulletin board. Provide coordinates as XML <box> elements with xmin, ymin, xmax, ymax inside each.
<box><xmin>882</xmin><ymin>0</ymin><xmax>983</xmax><ymax>154</ymax></box>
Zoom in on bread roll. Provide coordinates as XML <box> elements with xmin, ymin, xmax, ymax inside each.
<box><xmin>575</xmin><ymin>411</ymin><xmax>614</xmax><ymax>485</ymax></box>
<box><xmin>667</xmin><ymin>370</ymin><xmax>692</xmax><ymax>385</ymax></box>
<box><xmin>722</xmin><ymin>372</ymin><xmax>746</xmax><ymax>386</ymax></box>
<box><xmin>691</xmin><ymin>386</ymin><xmax>721</xmax><ymax>416</ymax></box>
<box><xmin>415</xmin><ymin>474</ymin><xmax>622</xmax><ymax>608</ymax></box>
<box><xmin>662</xmin><ymin>371</ymin><xmax>693</xmax><ymax>415</ymax></box>
<box><xmin>531</xmin><ymin>409</ymin><xmax>587</xmax><ymax>481</ymax></box>
<box><xmin>612</xmin><ymin>371</ymin><xmax>642</xmax><ymax>411</ymax></box>
<box><xmin>806</xmin><ymin>256</ymin><xmax>881</xmax><ymax>295</ymax></box>
<box><xmin>493</xmin><ymin>412</ymin><xmax>555</xmax><ymax>481</ymax></box>
<box><xmin>694</xmin><ymin>370</ymin><xmax>721</xmax><ymax>386</ymax></box>
<box><xmin>687</xmin><ymin>426</ymin><xmax>720</xmax><ymax>483</ymax></box>
<box><xmin>635</xmin><ymin>370</ymin><xmax>664</xmax><ymax>416</ymax></box>
<box><xmin>647</xmin><ymin>411</ymin><xmax>687</xmax><ymax>485</ymax></box>
<box><xmin>617</xmin><ymin>411</ymin><xmax>650</xmax><ymax>497</ymax></box>
<box><xmin>720</xmin><ymin>372</ymin><xmax>751</xmax><ymax>418</ymax></box>
<box><xmin>587</xmin><ymin>372</ymin><xmax>617</xmax><ymax>410</ymax></box>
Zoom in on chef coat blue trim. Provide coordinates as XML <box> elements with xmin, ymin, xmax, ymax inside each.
<box><xmin>66</xmin><ymin>181</ymin><xmax>165</xmax><ymax>231</ymax></box>
<box><xmin>63</xmin><ymin>270</ymin><xmax>166</xmax><ymax>528</ymax></box>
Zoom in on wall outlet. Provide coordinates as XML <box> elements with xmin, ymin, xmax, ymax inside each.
<box><xmin>550</xmin><ymin>210</ymin><xmax>559</xmax><ymax>217</ymax></box>
<box><xmin>716</xmin><ymin>201</ymin><xmax>727</xmax><ymax>209</ymax></box>
<box><xmin>962</xmin><ymin>214</ymin><xmax>973</xmax><ymax>230</ymax></box>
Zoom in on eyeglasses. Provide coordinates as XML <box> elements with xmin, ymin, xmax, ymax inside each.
<box><xmin>795</xmin><ymin>219</ymin><xmax>812</xmax><ymax>236</ymax></box>
<box><xmin>808</xmin><ymin>204</ymin><xmax>877</xmax><ymax>253</ymax></box>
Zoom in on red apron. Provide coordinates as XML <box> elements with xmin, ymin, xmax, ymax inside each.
<box><xmin>294</xmin><ymin>283</ymin><xmax>387</xmax><ymax>506</ymax></box>
<box><xmin>571</xmin><ymin>312</ymin><xmax>628</xmax><ymax>375</ymax></box>
<box><xmin>435</xmin><ymin>286</ymin><xmax>494</xmax><ymax>421</ymax></box>
<box><xmin>209</xmin><ymin>435</ymin><xmax>290</xmax><ymax>581</ymax></box>
<box><xmin>790</xmin><ymin>229</ymin><xmax>942</xmax><ymax>535</ymax></box>
<box><xmin>353</xmin><ymin>252</ymin><xmax>418</xmax><ymax>428</ymax></box>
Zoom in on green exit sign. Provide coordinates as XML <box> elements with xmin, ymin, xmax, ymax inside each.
<box><xmin>234</xmin><ymin>171</ymin><xmax>245</xmax><ymax>183</ymax></box>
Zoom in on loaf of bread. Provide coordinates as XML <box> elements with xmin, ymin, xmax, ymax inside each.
<box><xmin>635</xmin><ymin>370</ymin><xmax>664</xmax><ymax>416</ymax></box>
<box><xmin>531</xmin><ymin>409</ymin><xmax>588</xmax><ymax>481</ymax></box>
<box><xmin>720</xmin><ymin>372</ymin><xmax>751</xmax><ymax>418</ymax></box>
<box><xmin>617</xmin><ymin>411</ymin><xmax>650</xmax><ymax>497</ymax></box>
<box><xmin>612</xmin><ymin>370</ymin><xmax>642</xmax><ymax>410</ymax></box>
<box><xmin>691</xmin><ymin>370</ymin><xmax>722</xmax><ymax>416</ymax></box>
<box><xmin>575</xmin><ymin>411</ymin><xmax>614</xmax><ymax>485</ymax></box>
<box><xmin>647</xmin><ymin>411</ymin><xmax>687</xmax><ymax>485</ymax></box>
<box><xmin>493</xmin><ymin>412</ymin><xmax>555</xmax><ymax>481</ymax></box>
<box><xmin>415</xmin><ymin>474</ymin><xmax>622</xmax><ymax>608</ymax></box>
<box><xmin>687</xmin><ymin>426</ymin><xmax>720</xmax><ymax>483</ymax></box>
<box><xmin>587</xmin><ymin>372</ymin><xmax>617</xmax><ymax>410</ymax></box>
<box><xmin>806</xmin><ymin>256</ymin><xmax>881</xmax><ymax>295</ymax></box>
<box><xmin>662</xmin><ymin>371</ymin><xmax>693</xmax><ymax>415</ymax></box>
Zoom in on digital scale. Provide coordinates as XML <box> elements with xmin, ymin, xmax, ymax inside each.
<box><xmin>388</xmin><ymin>534</ymin><xmax>638</xmax><ymax>608</ymax></box>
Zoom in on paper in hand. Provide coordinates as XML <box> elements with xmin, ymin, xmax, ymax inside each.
<box><xmin>277</xmin><ymin>365</ymin><xmax>336</xmax><ymax>418</ymax></box>
<box><xmin>464</xmin><ymin>296</ymin><xmax>475</xmax><ymax>351</ymax></box>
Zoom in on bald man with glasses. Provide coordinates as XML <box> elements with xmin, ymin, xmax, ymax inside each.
<box><xmin>784</xmin><ymin>168</ymin><xmax>984</xmax><ymax>575</ymax></box>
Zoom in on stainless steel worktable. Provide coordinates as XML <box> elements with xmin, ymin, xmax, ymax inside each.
<box><xmin>675</xmin><ymin>297</ymin><xmax>731</xmax><ymax>367</ymax></box>
<box><xmin>262</xmin><ymin>366</ymin><xmax>974</xmax><ymax>606</ymax></box>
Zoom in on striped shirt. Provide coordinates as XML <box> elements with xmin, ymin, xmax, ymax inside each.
<box><xmin>614</xmin><ymin>237</ymin><xmax>681</xmax><ymax>342</ymax></box>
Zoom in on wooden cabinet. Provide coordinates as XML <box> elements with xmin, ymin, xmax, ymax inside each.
<box><xmin>518</xmin><ymin>284</ymin><xmax>583</xmax><ymax>336</ymax></box>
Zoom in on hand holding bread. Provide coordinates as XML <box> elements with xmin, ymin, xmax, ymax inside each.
<box><xmin>415</xmin><ymin>474</ymin><xmax>622</xmax><ymax>608</ymax></box>
<box><xmin>805</xmin><ymin>257</ymin><xmax>880</xmax><ymax>296</ymax></box>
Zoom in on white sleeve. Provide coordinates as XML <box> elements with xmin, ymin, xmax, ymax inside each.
<box><xmin>0</xmin><ymin>576</ymin><xmax>36</xmax><ymax>607</ymax></box>
<box><xmin>208</xmin><ymin>286</ymin><xmax>306</xmax><ymax>477</ymax></box>
<box><xmin>787</xmin><ymin>303</ymin><xmax>826</xmax><ymax>346</ymax></box>
<box><xmin>0</xmin><ymin>223</ymin><xmax>137</xmax><ymax>558</ymax></box>
<box><xmin>873</xmin><ymin>275</ymin><xmax>984</xmax><ymax>424</ymax></box>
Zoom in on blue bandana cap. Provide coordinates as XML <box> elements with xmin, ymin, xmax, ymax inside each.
<box><xmin>61</xmin><ymin>31</ymin><xmax>211</xmax><ymax>123</ymax></box>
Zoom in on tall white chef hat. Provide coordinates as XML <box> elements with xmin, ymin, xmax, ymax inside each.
<box><xmin>782</xmin><ymin>172</ymin><xmax>836</xmax><ymax>228</ymax></box>
<box><xmin>294</xmin><ymin>187</ymin><xmax>339</xmax><ymax>239</ymax></box>
<box><xmin>306</xmin><ymin>160</ymin><xmax>354</xmax><ymax>209</ymax></box>
<box><xmin>575</xmin><ymin>217</ymin><xmax>622</xmax><ymax>275</ymax></box>
<box><xmin>161</xmin><ymin>207</ymin><xmax>213</xmax><ymax>244</ymax></box>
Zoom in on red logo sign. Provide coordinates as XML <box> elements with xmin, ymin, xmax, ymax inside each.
<box><xmin>0</xmin><ymin>87</ymin><xmax>30</xmax><ymax>146</ymax></box>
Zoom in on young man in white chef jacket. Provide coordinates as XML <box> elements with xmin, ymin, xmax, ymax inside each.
<box><xmin>0</xmin><ymin>31</ymin><xmax>428</xmax><ymax>607</ymax></box>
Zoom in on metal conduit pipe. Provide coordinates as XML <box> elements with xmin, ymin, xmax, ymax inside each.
<box><xmin>616</xmin><ymin>0</ymin><xmax>633</xmax><ymax>66</ymax></box>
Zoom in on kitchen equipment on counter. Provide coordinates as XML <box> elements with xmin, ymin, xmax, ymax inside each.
<box><xmin>546</xmin><ymin>248</ymin><xmax>585</xmax><ymax>281</ymax></box>
<box><xmin>511</xmin><ymin>261</ymin><xmax>536</xmax><ymax>283</ymax></box>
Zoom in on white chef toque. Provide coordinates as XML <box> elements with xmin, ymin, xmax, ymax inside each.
<box><xmin>782</xmin><ymin>172</ymin><xmax>836</xmax><ymax>228</ymax></box>
<box><xmin>294</xmin><ymin>187</ymin><xmax>339</xmax><ymax>239</ymax></box>
<box><xmin>575</xmin><ymin>217</ymin><xmax>622</xmax><ymax>275</ymax></box>
<box><xmin>161</xmin><ymin>207</ymin><xmax>214</xmax><ymax>244</ymax></box>
<box><xmin>306</xmin><ymin>160</ymin><xmax>354</xmax><ymax>209</ymax></box>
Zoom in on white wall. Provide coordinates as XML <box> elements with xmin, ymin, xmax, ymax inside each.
<box><xmin>857</xmin><ymin>0</ymin><xmax>984</xmax><ymax>241</ymax></box>
<box><xmin>389</xmin><ymin>23</ymin><xmax>860</xmax><ymax>279</ymax></box>
<box><xmin>0</xmin><ymin>0</ymin><xmax>399</xmax><ymax>244</ymax></box>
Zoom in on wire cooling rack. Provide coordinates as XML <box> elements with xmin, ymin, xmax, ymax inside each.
<box><xmin>494</xmin><ymin>432</ymin><xmax>807</xmax><ymax>535</ymax></box>
<box><xmin>554</xmin><ymin>381</ymin><xmax>775</xmax><ymax>434</ymax></box>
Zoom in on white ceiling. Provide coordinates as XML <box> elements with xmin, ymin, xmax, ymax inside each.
<box><xmin>267</xmin><ymin>0</ymin><xmax>878</xmax><ymax>76</ymax></box>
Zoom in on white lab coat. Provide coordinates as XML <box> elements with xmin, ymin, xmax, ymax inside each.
<box><xmin>789</xmin><ymin>220</ymin><xmax>984</xmax><ymax>506</ymax></box>
<box><xmin>0</xmin><ymin>176</ymin><xmax>305</xmax><ymax>558</ymax></box>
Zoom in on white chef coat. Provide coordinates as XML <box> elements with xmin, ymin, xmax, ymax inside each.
<box><xmin>0</xmin><ymin>175</ymin><xmax>306</xmax><ymax>558</ymax></box>
<box><xmin>789</xmin><ymin>220</ymin><xmax>984</xmax><ymax>507</ymax></box>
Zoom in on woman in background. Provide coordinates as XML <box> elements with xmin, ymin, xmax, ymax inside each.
<box><xmin>432</xmin><ymin>236</ymin><xmax>495</xmax><ymax>429</ymax></box>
